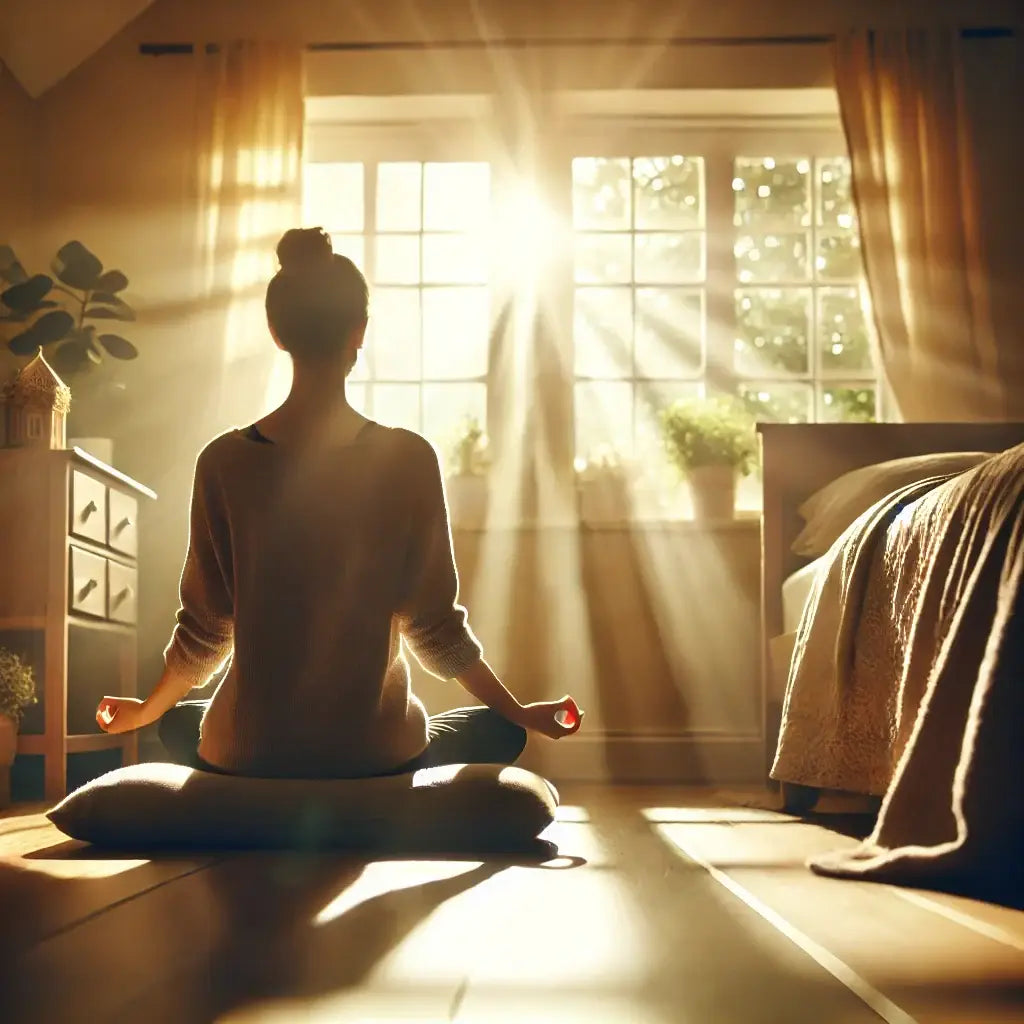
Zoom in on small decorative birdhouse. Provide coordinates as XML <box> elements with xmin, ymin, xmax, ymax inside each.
<box><xmin>4</xmin><ymin>350</ymin><xmax>71</xmax><ymax>450</ymax></box>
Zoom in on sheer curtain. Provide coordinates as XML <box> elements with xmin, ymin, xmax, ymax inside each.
<box><xmin>194</xmin><ymin>41</ymin><xmax>304</xmax><ymax>430</ymax></box>
<box><xmin>834</xmin><ymin>28</ymin><xmax>1024</xmax><ymax>421</ymax></box>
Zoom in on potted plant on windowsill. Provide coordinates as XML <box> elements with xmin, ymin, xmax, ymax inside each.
<box><xmin>0</xmin><ymin>242</ymin><xmax>139</xmax><ymax>465</ymax></box>
<box><xmin>0</xmin><ymin>647</ymin><xmax>37</xmax><ymax>809</ymax></box>
<box><xmin>445</xmin><ymin>415</ymin><xmax>490</xmax><ymax>530</ymax></box>
<box><xmin>575</xmin><ymin>445</ymin><xmax>634</xmax><ymax>524</ymax></box>
<box><xmin>660</xmin><ymin>396</ymin><xmax>756</xmax><ymax>521</ymax></box>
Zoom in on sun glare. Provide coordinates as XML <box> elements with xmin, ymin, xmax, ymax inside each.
<box><xmin>493</xmin><ymin>183</ymin><xmax>565</xmax><ymax>281</ymax></box>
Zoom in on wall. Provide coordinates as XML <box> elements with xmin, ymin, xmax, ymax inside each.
<box><xmin>21</xmin><ymin>0</ymin><xmax>1024</xmax><ymax>779</ymax></box>
<box><xmin>0</xmin><ymin>64</ymin><xmax>38</xmax><ymax>381</ymax></box>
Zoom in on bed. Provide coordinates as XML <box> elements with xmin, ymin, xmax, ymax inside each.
<box><xmin>758</xmin><ymin>422</ymin><xmax>1024</xmax><ymax>904</ymax></box>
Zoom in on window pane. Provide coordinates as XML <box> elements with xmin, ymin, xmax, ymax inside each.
<box><xmin>735</xmin><ymin>232</ymin><xmax>809</xmax><ymax>283</ymax></box>
<box><xmin>303</xmin><ymin>162</ymin><xmax>363</xmax><ymax>231</ymax></box>
<box><xmin>424</xmin><ymin>162</ymin><xmax>490</xmax><ymax>231</ymax></box>
<box><xmin>423</xmin><ymin>383</ymin><xmax>488</xmax><ymax>459</ymax></box>
<box><xmin>377</xmin><ymin>163</ymin><xmax>421</xmax><ymax>231</ymax></box>
<box><xmin>817</xmin><ymin>157</ymin><xmax>855</xmax><ymax>229</ymax></box>
<box><xmin>735</xmin><ymin>288</ymin><xmax>811</xmax><ymax>375</ymax></box>
<box><xmin>574</xmin><ymin>287</ymin><xmax>632</xmax><ymax>379</ymax></box>
<box><xmin>347</xmin><ymin>382</ymin><xmax>367</xmax><ymax>415</ymax></box>
<box><xmin>634</xmin><ymin>233</ymin><xmax>704</xmax><ymax>284</ymax></box>
<box><xmin>633</xmin><ymin>156</ymin><xmax>704</xmax><ymax>230</ymax></box>
<box><xmin>575</xmin><ymin>233</ymin><xmax>632</xmax><ymax>284</ymax></box>
<box><xmin>575</xmin><ymin>381</ymin><xmax>633</xmax><ymax>460</ymax></box>
<box><xmin>372</xmin><ymin>383</ymin><xmax>421</xmax><ymax>432</ymax></box>
<box><xmin>818</xmin><ymin>287</ymin><xmax>872</xmax><ymax>373</ymax></box>
<box><xmin>422</xmin><ymin>287</ymin><xmax>489</xmax><ymax>379</ymax></box>
<box><xmin>816</xmin><ymin>232</ymin><xmax>861</xmax><ymax>281</ymax></box>
<box><xmin>573</xmin><ymin>157</ymin><xmax>631</xmax><ymax>230</ymax></box>
<box><xmin>331</xmin><ymin>234</ymin><xmax>365</xmax><ymax>271</ymax></box>
<box><xmin>739</xmin><ymin>382</ymin><xmax>812</xmax><ymax>423</ymax></box>
<box><xmin>374</xmin><ymin>235</ymin><xmax>420</xmax><ymax>284</ymax></box>
<box><xmin>821</xmin><ymin>385</ymin><xmax>877</xmax><ymax>422</ymax></box>
<box><xmin>635</xmin><ymin>288</ymin><xmax>703</xmax><ymax>378</ymax></box>
<box><xmin>369</xmin><ymin>287</ymin><xmax>420</xmax><ymax>381</ymax></box>
<box><xmin>422</xmin><ymin>233</ymin><xmax>489</xmax><ymax>284</ymax></box>
<box><xmin>733</xmin><ymin>157</ymin><xmax>811</xmax><ymax>228</ymax></box>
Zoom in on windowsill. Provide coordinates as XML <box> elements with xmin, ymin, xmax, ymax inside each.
<box><xmin>451</xmin><ymin>511</ymin><xmax>761</xmax><ymax>533</ymax></box>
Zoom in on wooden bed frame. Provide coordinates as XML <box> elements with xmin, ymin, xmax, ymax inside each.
<box><xmin>757</xmin><ymin>421</ymin><xmax>1024</xmax><ymax>779</ymax></box>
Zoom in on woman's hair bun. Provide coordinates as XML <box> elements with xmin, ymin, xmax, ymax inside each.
<box><xmin>277</xmin><ymin>227</ymin><xmax>333</xmax><ymax>273</ymax></box>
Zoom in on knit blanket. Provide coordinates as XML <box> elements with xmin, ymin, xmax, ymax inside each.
<box><xmin>773</xmin><ymin>442</ymin><xmax>1024</xmax><ymax>904</ymax></box>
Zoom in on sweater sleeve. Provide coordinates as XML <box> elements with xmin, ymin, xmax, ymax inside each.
<box><xmin>396</xmin><ymin>438</ymin><xmax>483</xmax><ymax>679</ymax></box>
<box><xmin>163</xmin><ymin>448</ymin><xmax>234</xmax><ymax>687</ymax></box>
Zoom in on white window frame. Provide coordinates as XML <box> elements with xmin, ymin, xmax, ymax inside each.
<box><xmin>305</xmin><ymin>105</ymin><xmax>885</xmax><ymax>518</ymax></box>
<box><xmin>546</xmin><ymin>117</ymin><xmax>881</xmax><ymax>469</ymax></box>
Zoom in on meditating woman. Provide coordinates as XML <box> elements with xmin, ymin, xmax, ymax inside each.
<box><xmin>95</xmin><ymin>227</ymin><xmax>583</xmax><ymax>777</ymax></box>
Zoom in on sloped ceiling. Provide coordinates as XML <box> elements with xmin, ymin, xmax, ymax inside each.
<box><xmin>0</xmin><ymin>0</ymin><xmax>153</xmax><ymax>98</ymax></box>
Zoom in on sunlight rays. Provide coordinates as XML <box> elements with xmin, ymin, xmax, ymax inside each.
<box><xmin>314</xmin><ymin>859</ymin><xmax>484</xmax><ymax>927</ymax></box>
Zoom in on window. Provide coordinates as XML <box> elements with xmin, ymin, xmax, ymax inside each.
<box><xmin>304</xmin><ymin>105</ymin><xmax>880</xmax><ymax>518</ymax></box>
<box><xmin>733</xmin><ymin>156</ymin><xmax>875</xmax><ymax>424</ymax></box>
<box><xmin>301</xmin><ymin>157</ymin><xmax>492</xmax><ymax>457</ymax></box>
<box><xmin>571</xmin><ymin>156</ymin><xmax>707</xmax><ymax>467</ymax></box>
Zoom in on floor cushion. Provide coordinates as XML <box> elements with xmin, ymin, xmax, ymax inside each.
<box><xmin>47</xmin><ymin>761</ymin><xmax>559</xmax><ymax>851</ymax></box>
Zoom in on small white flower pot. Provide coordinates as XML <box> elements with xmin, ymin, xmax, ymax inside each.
<box><xmin>688</xmin><ymin>465</ymin><xmax>737</xmax><ymax>520</ymax></box>
<box><xmin>447</xmin><ymin>474</ymin><xmax>488</xmax><ymax>529</ymax></box>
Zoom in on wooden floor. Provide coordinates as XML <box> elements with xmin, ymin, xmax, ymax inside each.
<box><xmin>1</xmin><ymin>786</ymin><xmax>1022</xmax><ymax>1024</ymax></box>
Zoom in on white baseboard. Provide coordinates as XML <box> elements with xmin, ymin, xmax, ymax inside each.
<box><xmin>519</xmin><ymin>730</ymin><xmax>766</xmax><ymax>785</ymax></box>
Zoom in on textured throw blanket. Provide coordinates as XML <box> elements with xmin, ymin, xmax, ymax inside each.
<box><xmin>774</xmin><ymin>443</ymin><xmax>1024</xmax><ymax>904</ymax></box>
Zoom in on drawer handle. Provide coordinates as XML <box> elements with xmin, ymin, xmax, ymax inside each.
<box><xmin>112</xmin><ymin>585</ymin><xmax>134</xmax><ymax>606</ymax></box>
<box><xmin>78</xmin><ymin>578</ymin><xmax>99</xmax><ymax>601</ymax></box>
<box><xmin>81</xmin><ymin>500</ymin><xmax>98</xmax><ymax>520</ymax></box>
<box><xmin>115</xmin><ymin>516</ymin><xmax>134</xmax><ymax>533</ymax></box>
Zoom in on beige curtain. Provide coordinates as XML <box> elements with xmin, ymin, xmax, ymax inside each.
<box><xmin>834</xmin><ymin>29</ymin><xmax>1024</xmax><ymax>421</ymax></box>
<box><xmin>194</xmin><ymin>41</ymin><xmax>304</xmax><ymax>430</ymax></box>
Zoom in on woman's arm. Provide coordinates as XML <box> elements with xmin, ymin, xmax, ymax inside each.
<box><xmin>398</xmin><ymin>437</ymin><xmax>583</xmax><ymax>739</ymax></box>
<box><xmin>98</xmin><ymin>447</ymin><xmax>234</xmax><ymax>734</ymax></box>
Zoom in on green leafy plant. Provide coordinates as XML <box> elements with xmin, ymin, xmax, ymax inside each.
<box><xmin>0</xmin><ymin>242</ymin><xmax>138</xmax><ymax>379</ymax></box>
<box><xmin>0</xmin><ymin>648</ymin><xmax>37</xmax><ymax>724</ymax></box>
<box><xmin>660</xmin><ymin>396</ymin><xmax>757</xmax><ymax>476</ymax></box>
<box><xmin>447</xmin><ymin>415</ymin><xmax>489</xmax><ymax>477</ymax></box>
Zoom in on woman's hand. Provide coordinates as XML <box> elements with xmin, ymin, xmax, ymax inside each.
<box><xmin>96</xmin><ymin>696</ymin><xmax>156</xmax><ymax>735</ymax></box>
<box><xmin>514</xmin><ymin>695</ymin><xmax>584</xmax><ymax>740</ymax></box>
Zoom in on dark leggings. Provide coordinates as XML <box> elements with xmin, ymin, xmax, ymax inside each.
<box><xmin>157</xmin><ymin>700</ymin><xmax>528</xmax><ymax>775</ymax></box>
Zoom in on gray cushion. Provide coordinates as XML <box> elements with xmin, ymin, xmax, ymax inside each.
<box><xmin>47</xmin><ymin>761</ymin><xmax>559</xmax><ymax>852</ymax></box>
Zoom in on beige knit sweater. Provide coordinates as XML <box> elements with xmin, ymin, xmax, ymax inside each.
<box><xmin>163</xmin><ymin>422</ymin><xmax>483</xmax><ymax>777</ymax></box>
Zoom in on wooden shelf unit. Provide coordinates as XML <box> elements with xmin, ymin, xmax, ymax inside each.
<box><xmin>0</xmin><ymin>446</ymin><xmax>155</xmax><ymax>800</ymax></box>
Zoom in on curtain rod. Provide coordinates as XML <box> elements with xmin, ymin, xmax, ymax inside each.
<box><xmin>139</xmin><ymin>27</ymin><xmax>1014</xmax><ymax>56</ymax></box>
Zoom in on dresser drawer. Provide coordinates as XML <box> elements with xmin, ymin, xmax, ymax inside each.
<box><xmin>107</xmin><ymin>561</ymin><xmax>138</xmax><ymax>625</ymax></box>
<box><xmin>69</xmin><ymin>546</ymin><xmax>107</xmax><ymax>618</ymax></box>
<box><xmin>107</xmin><ymin>489</ymin><xmax>138</xmax><ymax>557</ymax></box>
<box><xmin>70</xmin><ymin>470</ymin><xmax>107</xmax><ymax>545</ymax></box>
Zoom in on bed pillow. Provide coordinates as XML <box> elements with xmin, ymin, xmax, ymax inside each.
<box><xmin>791</xmin><ymin>451</ymin><xmax>994</xmax><ymax>557</ymax></box>
<box><xmin>47</xmin><ymin>761</ymin><xmax>559</xmax><ymax>851</ymax></box>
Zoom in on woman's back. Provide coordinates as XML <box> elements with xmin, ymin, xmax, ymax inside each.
<box><xmin>165</xmin><ymin>422</ymin><xmax>483</xmax><ymax>778</ymax></box>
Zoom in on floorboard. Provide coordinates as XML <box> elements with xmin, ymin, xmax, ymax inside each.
<box><xmin>0</xmin><ymin>787</ymin><xmax>1021</xmax><ymax>1024</ymax></box>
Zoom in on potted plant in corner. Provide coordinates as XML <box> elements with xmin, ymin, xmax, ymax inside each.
<box><xmin>0</xmin><ymin>241</ymin><xmax>139</xmax><ymax>465</ymax></box>
<box><xmin>575</xmin><ymin>445</ymin><xmax>633</xmax><ymax>524</ymax></box>
<box><xmin>445</xmin><ymin>415</ymin><xmax>490</xmax><ymax>529</ymax></box>
<box><xmin>660</xmin><ymin>396</ymin><xmax>756</xmax><ymax>521</ymax></box>
<box><xmin>0</xmin><ymin>647</ymin><xmax>37</xmax><ymax>809</ymax></box>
